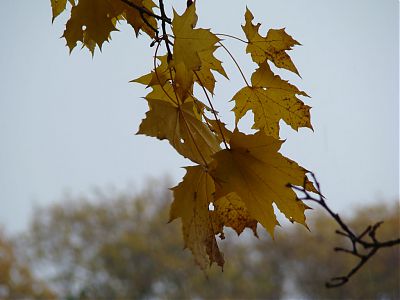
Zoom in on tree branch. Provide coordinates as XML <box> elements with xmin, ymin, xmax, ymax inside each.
<box><xmin>158</xmin><ymin>0</ymin><xmax>172</xmax><ymax>61</ymax></box>
<box><xmin>139</xmin><ymin>10</ymin><xmax>159</xmax><ymax>36</ymax></box>
<box><xmin>290</xmin><ymin>173</ymin><xmax>400</xmax><ymax>288</ymax></box>
<box><xmin>119</xmin><ymin>0</ymin><xmax>171</xmax><ymax>24</ymax></box>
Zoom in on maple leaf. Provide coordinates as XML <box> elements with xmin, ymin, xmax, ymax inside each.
<box><xmin>232</xmin><ymin>62</ymin><xmax>311</xmax><ymax>138</ymax></box>
<box><xmin>211</xmin><ymin>130</ymin><xmax>310</xmax><ymax>236</ymax></box>
<box><xmin>170</xmin><ymin>165</ymin><xmax>224</xmax><ymax>269</ymax></box>
<box><xmin>63</xmin><ymin>0</ymin><xmax>118</xmax><ymax>53</ymax></box>
<box><xmin>137</xmin><ymin>99</ymin><xmax>220</xmax><ymax>165</ymax></box>
<box><xmin>61</xmin><ymin>0</ymin><xmax>157</xmax><ymax>54</ymax></box>
<box><xmin>242</xmin><ymin>8</ymin><xmax>300</xmax><ymax>75</ymax></box>
<box><xmin>172</xmin><ymin>4</ymin><xmax>223</xmax><ymax>98</ymax></box>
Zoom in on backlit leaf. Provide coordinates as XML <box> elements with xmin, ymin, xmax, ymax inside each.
<box><xmin>172</xmin><ymin>4</ymin><xmax>221</xmax><ymax>98</ymax></box>
<box><xmin>242</xmin><ymin>8</ymin><xmax>300</xmax><ymax>75</ymax></box>
<box><xmin>137</xmin><ymin>99</ymin><xmax>221</xmax><ymax>165</ymax></box>
<box><xmin>211</xmin><ymin>131</ymin><xmax>310</xmax><ymax>237</ymax></box>
<box><xmin>63</xmin><ymin>0</ymin><xmax>117</xmax><ymax>53</ymax></box>
<box><xmin>170</xmin><ymin>165</ymin><xmax>224</xmax><ymax>269</ymax></box>
<box><xmin>61</xmin><ymin>0</ymin><xmax>157</xmax><ymax>53</ymax></box>
<box><xmin>232</xmin><ymin>62</ymin><xmax>312</xmax><ymax>138</ymax></box>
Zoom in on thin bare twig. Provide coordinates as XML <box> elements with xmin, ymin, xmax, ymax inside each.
<box><xmin>290</xmin><ymin>173</ymin><xmax>400</xmax><ymax>288</ymax></box>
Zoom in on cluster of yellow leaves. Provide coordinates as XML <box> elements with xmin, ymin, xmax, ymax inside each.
<box><xmin>234</xmin><ymin>9</ymin><xmax>312</xmax><ymax>138</ymax></box>
<box><xmin>51</xmin><ymin>1</ymin><xmax>314</xmax><ymax>269</ymax></box>
<box><xmin>135</xmin><ymin>5</ymin><xmax>314</xmax><ymax>268</ymax></box>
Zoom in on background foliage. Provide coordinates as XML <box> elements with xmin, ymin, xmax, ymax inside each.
<box><xmin>1</xmin><ymin>181</ymin><xmax>397</xmax><ymax>299</ymax></box>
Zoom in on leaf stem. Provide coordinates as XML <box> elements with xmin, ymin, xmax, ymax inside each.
<box><xmin>139</xmin><ymin>11</ymin><xmax>159</xmax><ymax>35</ymax></box>
<box><xmin>218</xmin><ymin>41</ymin><xmax>250</xmax><ymax>87</ymax></box>
<box><xmin>193</xmin><ymin>71</ymin><xmax>229</xmax><ymax>150</ymax></box>
<box><xmin>158</xmin><ymin>0</ymin><xmax>173</xmax><ymax>61</ymax></box>
<box><xmin>215</xmin><ymin>33</ymin><xmax>248</xmax><ymax>44</ymax></box>
<box><xmin>152</xmin><ymin>42</ymin><xmax>178</xmax><ymax>105</ymax></box>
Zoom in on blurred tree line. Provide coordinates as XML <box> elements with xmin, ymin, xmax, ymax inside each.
<box><xmin>1</xmin><ymin>180</ymin><xmax>399</xmax><ymax>299</ymax></box>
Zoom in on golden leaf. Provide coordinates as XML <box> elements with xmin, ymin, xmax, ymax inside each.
<box><xmin>211</xmin><ymin>130</ymin><xmax>310</xmax><ymax>237</ymax></box>
<box><xmin>137</xmin><ymin>99</ymin><xmax>220</xmax><ymax>165</ymax></box>
<box><xmin>242</xmin><ymin>8</ymin><xmax>300</xmax><ymax>75</ymax></box>
<box><xmin>172</xmin><ymin>4</ymin><xmax>221</xmax><ymax>98</ymax></box>
<box><xmin>170</xmin><ymin>165</ymin><xmax>224</xmax><ymax>269</ymax></box>
<box><xmin>63</xmin><ymin>0</ymin><xmax>117</xmax><ymax>53</ymax></box>
<box><xmin>62</xmin><ymin>0</ymin><xmax>157</xmax><ymax>53</ymax></box>
<box><xmin>232</xmin><ymin>62</ymin><xmax>312</xmax><ymax>138</ymax></box>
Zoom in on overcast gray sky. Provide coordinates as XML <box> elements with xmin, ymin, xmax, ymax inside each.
<box><xmin>0</xmin><ymin>0</ymin><xmax>398</xmax><ymax>233</ymax></box>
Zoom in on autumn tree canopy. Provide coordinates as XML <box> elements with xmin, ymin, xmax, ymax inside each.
<box><xmin>18</xmin><ymin>184</ymin><xmax>400</xmax><ymax>299</ymax></box>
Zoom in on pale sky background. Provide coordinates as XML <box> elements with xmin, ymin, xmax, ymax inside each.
<box><xmin>0</xmin><ymin>0</ymin><xmax>398</xmax><ymax>233</ymax></box>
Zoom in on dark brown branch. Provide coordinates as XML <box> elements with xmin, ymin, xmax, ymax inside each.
<box><xmin>158</xmin><ymin>0</ymin><xmax>172</xmax><ymax>61</ymax></box>
<box><xmin>119</xmin><ymin>0</ymin><xmax>171</xmax><ymax>24</ymax></box>
<box><xmin>139</xmin><ymin>10</ymin><xmax>159</xmax><ymax>36</ymax></box>
<box><xmin>290</xmin><ymin>173</ymin><xmax>400</xmax><ymax>288</ymax></box>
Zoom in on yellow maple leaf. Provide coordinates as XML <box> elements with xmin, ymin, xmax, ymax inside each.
<box><xmin>62</xmin><ymin>0</ymin><xmax>157</xmax><ymax>54</ymax></box>
<box><xmin>211</xmin><ymin>130</ymin><xmax>310</xmax><ymax>237</ymax></box>
<box><xmin>232</xmin><ymin>62</ymin><xmax>312</xmax><ymax>138</ymax></box>
<box><xmin>63</xmin><ymin>0</ymin><xmax>117</xmax><ymax>53</ymax></box>
<box><xmin>137</xmin><ymin>99</ymin><xmax>220</xmax><ymax>165</ymax></box>
<box><xmin>242</xmin><ymin>8</ymin><xmax>300</xmax><ymax>75</ymax></box>
<box><xmin>172</xmin><ymin>4</ymin><xmax>221</xmax><ymax>98</ymax></box>
<box><xmin>170</xmin><ymin>165</ymin><xmax>224</xmax><ymax>269</ymax></box>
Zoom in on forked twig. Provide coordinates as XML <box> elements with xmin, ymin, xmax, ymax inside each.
<box><xmin>290</xmin><ymin>173</ymin><xmax>400</xmax><ymax>288</ymax></box>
